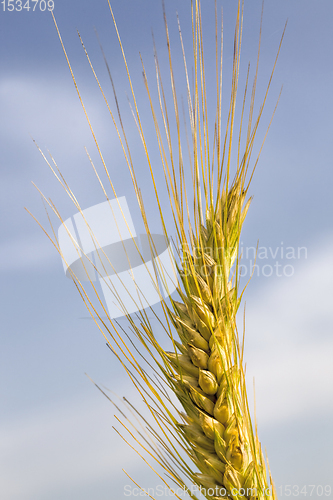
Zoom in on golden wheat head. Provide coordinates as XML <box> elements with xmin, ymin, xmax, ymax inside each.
<box><xmin>27</xmin><ymin>1</ymin><xmax>286</xmax><ymax>499</ymax></box>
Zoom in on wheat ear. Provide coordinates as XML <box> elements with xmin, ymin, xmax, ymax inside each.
<box><xmin>27</xmin><ymin>0</ymin><xmax>286</xmax><ymax>498</ymax></box>
<box><xmin>165</xmin><ymin>177</ymin><xmax>265</xmax><ymax>498</ymax></box>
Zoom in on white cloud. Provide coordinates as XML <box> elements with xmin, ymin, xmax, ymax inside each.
<box><xmin>0</xmin><ymin>73</ymin><xmax>153</xmax><ymax>233</ymax></box>
<box><xmin>0</xmin><ymin>75</ymin><xmax>107</xmax><ymax>149</ymax></box>
<box><xmin>241</xmin><ymin>235</ymin><xmax>333</xmax><ymax>426</ymax></box>
<box><xmin>0</xmin><ymin>231</ymin><xmax>58</xmax><ymax>272</ymax></box>
<box><xmin>0</xmin><ymin>391</ymin><xmax>144</xmax><ymax>500</ymax></box>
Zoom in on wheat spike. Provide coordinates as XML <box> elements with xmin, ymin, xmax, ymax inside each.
<box><xmin>28</xmin><ymin>0</ymin><xmax>286</xmax><ymax>498</ymax></box>
<box><xmin>166</xmin><ymin>178</ymin><xmax>263</xmax><ymax>499</ymax></box>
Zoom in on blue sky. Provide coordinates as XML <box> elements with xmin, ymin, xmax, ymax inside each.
<box><xmin>1</xmin><ymin>1</ymin><xmax>333</xmax><ymax>499</ymax></box>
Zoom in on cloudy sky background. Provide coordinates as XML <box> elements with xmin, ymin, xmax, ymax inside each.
<box><xmin>1</xmin><ymin>0</ymin><xmax>333</xmax><ymax>498</ymax></box>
